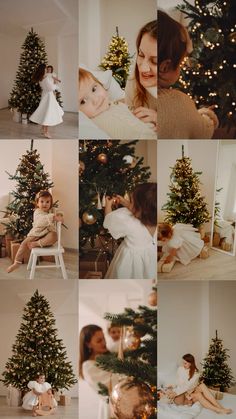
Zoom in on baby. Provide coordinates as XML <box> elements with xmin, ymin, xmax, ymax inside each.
<box><xmin>47</xmin><ymin>65</ymin><xmax>61</xmax><ymax>85</ymax></box>
<box><xmin>107</xmin><ymin>323</ymin><xmax>121</xmax><ymax>353</ymax></box>
<box><xmin>79</xmin><ymin>68</ymin><xmax>156</xmax><ymax>139</ymax></box>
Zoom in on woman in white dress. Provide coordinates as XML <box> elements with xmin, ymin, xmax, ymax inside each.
<box><xmin>165</xmin><ymin>354</ymin><xmax>232</xmax><ymax>414</ymax></box>
<box><xmin>79</xmin><ymin>325</ymin><xmax>120</xmax><ymax>419</ymax></box>
<box><xmin>158</xmin><ymin>223</ymin><xmax>204</xmax><ymax>265</ymax></box>
<box><xmin>22</xmin><ymin>373</ymin><xmax>57</xmax><ymax>414</ymax></box>
<box><xmin>103</xmin><ymin>183</ymin><xmax>157</xmax><ymax>279</ymax></box>
<box><xmin>30</xmin><ymin>64</ymin><xmax>64</xmax><ymax>138</ymax></box>
<box><xmin>125</xmin><ymin>20</ymin><xmax>157</xmax><ymax>132</ymax></box>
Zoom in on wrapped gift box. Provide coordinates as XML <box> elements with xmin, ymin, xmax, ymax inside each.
<box><xmin>80</xmin><ymin>270</ymin><xmax>103</xmax><ymax>279</ymax></box>
<box><xmin>58</xmin><ymin>395</ymin><xmax>71</xmax><ymax>406</ymax></box>
<box><xmin>79</xmin><ymin>251</ymin><xmax>108</xmax><ymax>277</ymax></box>
<box><xmin>6</xmin><ymin>385</ymin><xmax>22</xmax><ymax>407</ymax></box>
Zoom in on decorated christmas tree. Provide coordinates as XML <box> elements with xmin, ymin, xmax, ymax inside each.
<box><xmin>162</xmin><ymin>146</ymin><xmax>210</xmax><ymax>228</ymax></box>
<box><xmin>79</xmin><ymin>140</ymin><xmax>151</xmax><ymax>251</ymax></box>
<box><xmin>8</xmin><ymin>28</ymin><xmax>62</xmax><ymax>116</ymax></box>
<box><xmin>5</xmin><ymin>140</ymin><xmax>56</xmax><ymax>239</ymax></box>
<box><xmin>99</xmin><ymin>27</ymin><xmax>133</xmax><ymax>88</ymax></box>
<box><xmin>201</xmin><ymin>330</ymin><xmax>234</xmax><ymax>391</ymax></box>
<box><xmin>97</xmin><ymin>299</ymin><xmax>157</xmax><ymax>419</ymax></box>
<box><xmin>1</xmin><ymin>290</ymin><xmax>77</xmax><ymax>392</ymax></box>
<box><xmin>177</xmin><ymin>0</ymin><xmax>236</xmax><ymax>130</ymax></box>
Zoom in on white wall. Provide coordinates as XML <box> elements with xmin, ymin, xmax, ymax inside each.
<box><xmin>51</xmin><ymin>140</ymin><xmax>78</xmax><ymax>250</ymax></box>
<box><xmin>158</xmin><ymin>140</ymin><xmax>218</xmax><ymax>233</ymax></box>
<box><xmin>79</xmin><ymin>0</ymin><xmax>157</xmax><ymax>70</ymax></box>
<box><xmin>0</xmin><ymin>280</ymin><xmax>78</xmax><ymax>397</ymax></box>
<box><xmin>0</xmin><ymin>139</ymin><xmax>78</xmax><ymax>249</ymax></box>
<box><xmin>121</xmin><ymin>140</ymin><xmax>157</xmax><ymax>182</ymax></box>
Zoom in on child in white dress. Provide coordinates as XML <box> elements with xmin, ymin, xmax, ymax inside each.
<box><xmin>103</xmin><ymin>183</ymin><xmax>157</xmax><ymax>279</ymax></box>
<box><xmin>47</xmin><ymin>65</ymin><xmax>61</xmax><ymax>85</ymax></box>
<box><xmin>7</xmin><ymin>190</ymin><xmax>64</xmax><ymax>273</ymax></box>
<box><xmin>159</xmin><ymin>223</ymin><xmax>204</xmax><ymax>265</ymax></box>
<box><xmin>30</xmin><ymin>64</ymin><xmax>64</xmax><ymax>138</ymax></box>
<box><xmin>22</xmin><ymin>373</ymin><xmax>57</xmax><ymax>414</ymax></box>
<box><xmin>106</xmin><ymin>323</ymin><xmax>121</xmax><ymax>353</ymax></box>
<box><xmin>79</xmin><ymin>68</ymin><xmax>156</xmax><ymax>139</ymax></box>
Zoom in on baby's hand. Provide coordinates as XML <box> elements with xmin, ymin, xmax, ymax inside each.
<box><xmin>164</xmin><ymin>255</ymin><xmax>173</xmax><ymax>264</ymax></box>
<box><xmin>133</xmin><ymin>107</ymin><xmax>157</xmax><ymax>126</ymax></box>
<box><xmin>54</xmin><ymin>214</ymin><xmax>64</xmax><ymax>223</ymax></box>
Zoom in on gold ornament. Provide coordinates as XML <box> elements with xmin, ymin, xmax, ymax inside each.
<box><xmin>229</xmin><ymin>32</ymin><xmax>236</xmax><ymax>43</ymax></box>
<box><xmin>123</xmin><ymin>327</ymin><xmax>141</xmax><ymax>350</ymax></box>
<box><xmin>110</xmin><ymin>379</ymin><xmax>155</xmax><ymax>419</ymax></box>
<box><xmin>79</xmin><ymin>160</ymin><xmax>85</xmax><ymax>175</ymax></box>
<box><xmin>134</xmin><ymin>318</ymin><xmax>146</xmax><ymax>338</ymax></box>
<box><xmin>82</xmin><ymin>211</ymin><xmax>97</xmax><ymax>225</ymax></box>
<box><xmin>148</xmin><ymin>290</ymin><xmax>158</xmax><ymax>307</ymax></box>
<box><xmin>97</xmin><ymin>153</ymin><xmax>108</xmax><ymax>164</ymax></box>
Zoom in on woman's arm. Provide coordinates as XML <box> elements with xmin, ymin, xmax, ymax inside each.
<box><xmin>133</xmin><ymin>107</ymin><xmax>157</xmax><ymax>130</ymax></box>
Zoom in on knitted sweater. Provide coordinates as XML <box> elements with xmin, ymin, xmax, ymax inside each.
<box><xmin>93</xmin><ymin>102</ymin><xmax>156</xmax><ymax>139</ymax></box>
<box><xmin>125</xmin><ymin>77</ymin><xmax>157</xmax><ymax>111</ymax></box>
<box><xmin>157</xmin><ymin>88</ymin><xmax>215</xmax><ymax>139</ymax></box>
<box><xmin>27</xmin><ymin>209</ymin><xmax>56</xmax><ymax>237</ymax></box>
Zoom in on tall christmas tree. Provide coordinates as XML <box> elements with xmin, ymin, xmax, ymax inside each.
<box><xmin>177</xmin><ymin>0</ymin><xmax>236</xmax><ymax>130</ymax></box>
<box><xmin>1</xmin><ymin>290</ymin><xmax>77</xmax><ymax>392</ymax></box>
<box><xmin>201</xmin><ymin>331</ymin><xmax>234</xmax><ymax>391</ymax></box>
<box><xmin>79</xmin><ymin>140</ymin><xmax>151</xmax><ymax>250</ymax></box>
<box><xmin>5</xmin><ymin>140</ymin><xmax>56</xmax><ymax>239</ymax></box>
<box><xmin>8</xmin><ymin>28</ymin><xmax>62</xmax><ymax>116</ymax></box>
<box><xmin>99</xmin><ymin>27</ymin><xmax>133</xmax><ymax>88</ymax></box>
<box><xmin>97</xmin><ymin>303</ymin><xmax>157</xmax><ymax>419</ymax></box>
<box><xmin>162</xmin><ymin>146</ymin><xmax>210</xmax><ymax>228</ymax></box>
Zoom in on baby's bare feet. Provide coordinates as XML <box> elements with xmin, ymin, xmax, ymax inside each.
<box><xmin>7</xmin><ymin>262</ymin><xmax>21</xmax><ymax>273</ymax></box>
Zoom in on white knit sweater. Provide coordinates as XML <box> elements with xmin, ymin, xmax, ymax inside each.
<box><xmin>157</xmin><ymin>88</ymin><xmax>215</xmax><ymax>139</ymax></box>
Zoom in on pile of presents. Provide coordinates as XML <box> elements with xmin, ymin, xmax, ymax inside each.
<box><xmin>79</xmin><ymin>250</ymin><xmax>109</xmax><ymax>279</ymax></box>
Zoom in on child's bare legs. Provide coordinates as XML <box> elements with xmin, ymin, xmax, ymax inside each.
<box><xmin>28</xmin><ymin>232</ymin><xmax>57</xmax><ymax>249</ymax></box>
<box><xmin>42</xmin><ymin>125</ymin><xmax>52</xmax><ymax>139</ymax></box>
<box><xmin>7</xmin><ymin>236</ymin><xmax>35</xmax><ymax>273</ymax></box>
<box><xmin>192</xmin><ymin>384</ymin><xmax>232</xmax><ymax>414</ymax></box>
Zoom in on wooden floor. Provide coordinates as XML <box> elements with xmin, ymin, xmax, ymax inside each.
<box><xmin>0</xmin><ymin>396</ymin><xmax>78</xmax><ymax>418</ymax></box>
<box><xmin>0</xmin><ymin>109</ymin><xmax>78</xmax><ymax>140</ymax></box>
<box><xmin>0</xmin><ymin>251</ymin><xmax>78</xmax><ymax>280</ymax></box>
<box><xmin>159</xmin><ymin>248</ymin><xmax>236</xmax><ymax>280</ymax></box>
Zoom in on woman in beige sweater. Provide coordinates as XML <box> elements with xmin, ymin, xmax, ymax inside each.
<box><xmin>7</xmin><ymin>190</ymin><xmax>63</xmax><ymax>273</ymax></box>
<box><xmin>158</xmin><ymin>10</ymin><xmax>218</xmax><ymax>139</ymax></box>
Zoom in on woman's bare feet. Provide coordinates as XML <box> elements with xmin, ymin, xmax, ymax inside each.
<box><xmin>7</xmin><ymin>261</ymin><xmax>22</xmax><ymax>273</ymax></box>
<box><xmin>28</xmin><ymin>241</ymin><xmax>41</xmax><ymax>249</ymax></box>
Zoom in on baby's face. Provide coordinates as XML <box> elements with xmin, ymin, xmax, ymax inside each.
<box><xmin>37</xmin><ymin>375</ymin><xmax>45</xmax><ymax>384</ymax></box>
<box><xmin>79</xmin><ymin>76</ymin><xmax>110</xmax><ymax>118</ymax></box>
<box><xmin>109</xmin><ymin>327</ymin><xmax>121</xmax><ymax>341</ymax></box>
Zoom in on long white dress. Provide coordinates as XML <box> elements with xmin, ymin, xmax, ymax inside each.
<box><xmin>82</xmin><ymin>360</ymin><xmax>120</xmax><ymax>419</ymax></box>
<box><xmin>22</xmin><ymin>381</ymin><xmax>57</xmax><ymax>410</ymax></box>
<box><xmin>162</xmin><ymin>224</ymin><xmax>204</xmax><ymax>265</ymax></box>
<box><xmin>103</xmin><ymin>208</ymin><xmax>157</xmax><ymax>279</ymax></box>
<box><xmin>29</xmin><ymin>76</ymin><xmax>64</xmax><ymax>126</ymax></box>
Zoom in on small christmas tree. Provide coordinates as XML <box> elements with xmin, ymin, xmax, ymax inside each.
<box><xmin>177</xmin><ymin>0</ymin><xmax>236</xmax><ymax>130</ymax></box>
<box><xmin>8</xmin><ymin>28</ymin><xmax>62</xmax><ymax>116</ymax></box>
<box><xmin>97</xmin><ymin>305</ymin><xmax>157</xmax><ymax>418</ymax></box>
<box><xmin>5</xmin><ymin>140</ymin><xmax>56</xmax><ymax>239</ymax></box>
<box><xmin>1</xmin><ymin>290</ymin><xmax>77</xmax><ymax>392</ymax></box>
<box><xmin>162</xmin><ymin>146</ymin><xmax>210</xmax><ymax>228</ymax></box>
<box><xmin>99</xmin><ymin>27</ymin><xmax>133</xmax><ymax>88</ymax></box>
<box><xmin>79</xmin><ymin>140</ymin><xmax>151</xmax><ymax>250</ymax></box>
<box><xmin>201</xmin><ymin>330</ymin><xmax>234</xmax><ymax>391</ymax></box>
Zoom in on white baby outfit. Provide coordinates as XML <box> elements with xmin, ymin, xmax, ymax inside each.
<box><xmin>22</xmin><ymin>381</ymin><xmax>57</xmax><ymax>410</ymax></box>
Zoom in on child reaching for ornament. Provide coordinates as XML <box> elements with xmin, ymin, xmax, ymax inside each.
<box><xmin>158</xmin><ymin>223</ymin><xmax>205</xmax><ymax>272</ymax></box>
<box><xmin>103</xmin><ymin>183</ymin><xmax>157</xmax><ymax>279</ymax></box>
<box><xmin>22</xmin><ymin>373</ymin><xmax>57</xmax><ymax>415</ymax></box>
<box><xmin>7</xmin><ymin>190</ymin><xmax>64</xmax><ymax>273</ymax></box>
<box><xmin>157</xmin><ymin>10</ymin><xmax>219</xmax><ymax>139</ymax></box>
<box><xmin>79</xmin><ymin>68</ymin><xmax>156</xmax><ymax>139</ymax></box>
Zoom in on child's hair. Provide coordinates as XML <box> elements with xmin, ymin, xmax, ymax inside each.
<box><xmin>35</xmin><ymin>372</ymin><xmax>45</xmax><ymax>380</ymax></box>
<box><xmin>32</xmin><ymin>63</ymin><xmax>47</xmax><ymax>83</ymax></box>
<box><xmin>79</xmin><ymin>324</ymin><xmax>103</xmax><ymax>378</ymax></box>
<box><xmin>182</xmin><ymin>353</ymin><xmax>199</xmax><ymax>380</ymax></box>
<box><xmin>79</xmin><ymin>68</ymin><xmax>103</xmax><ymax>88</ymax></box>
<box><xmin>158</xmin><ymin>10</ymin><xmax>188</xmax><ymax>72</ymax></box>
<box><xmin>134</xmin><ymin>20</ymin><xmax>157</xmax><ymax>107</ymax></box>
<box><xmin>35</xmin><ymin>190</ymin><xmax>53</xmax><ymax>209</ymax></box>
<box><xmin>158</xmin><ymin>223</ymin><xmax>173</xmax><ymax>239</ymax></box>
<box><xmin>131</xmin><ymin>182</ymin><xmax>157</xmax><ymax>226</ymax></box>
<box><xmin>47</xmin><ymin>65</ymin><xmax>54</xmax><ymax>72</ymax></box>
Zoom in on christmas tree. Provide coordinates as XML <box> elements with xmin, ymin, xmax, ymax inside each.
<box><xmin>177</xmin><ymin>0</ymin><xmax>236</xmax><ymax>130</ymax></box>
<box><xmin>201</xmin><ymin>330</ymin><xmax>234</xmax><ymax>391</ymax></box>
<box><xmin>97</xmin><ymin>304</ymin><xmax>157</xmax><ymax>419</ymax></box>
<box><xmin>8</xmin><ymin>28</ymin><xmax>62</xmax><ymax>116</ymax></box>
<box><xmin>162</xmin><ymin>146</ymin><xmax>210</xmax><ymax>228</ymax></box>
<box><xmin>79</xmin><ymin>140</ymin><xmax>151</xmax><ymax>250</ymax></box>
<box><xmin>5</xmin><ymin>140</ymin><xmax>56</xmax><ymax>239</ymax></box>
<box><xmin>99</xmin><ymin>27</ymin><xmax>133</xmax><ymax>88</ymax></box>
<box><xmin>1</xmin><ymin>290</ymin><xmax>77</xmax><ymax>392</ymax></box>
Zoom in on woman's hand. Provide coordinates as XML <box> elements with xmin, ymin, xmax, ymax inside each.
<box><xmin>133</xmin><ymin>107</ymin><xmax>157</xmax><ymax>128</ymax></box>
<box><xmin>166</xmin><ymin>389</ymin><xmax>176</xmax><ymax>399</ymax></box>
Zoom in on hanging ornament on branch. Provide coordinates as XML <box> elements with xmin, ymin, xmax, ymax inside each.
<box><xmin>79</xmin><ymin>160</ymin><xmax>85</xmax><ymax>175</ymax></box>
<box><xmin>123</xmin><ymin>327</ymin><xmax>141</xmax><ymax>351</ymax></box>
<box><xmin>82</xmin><ymin>211</ymin><xmax>97</xmax><ymax>225</ymax></box>
<box><xmin>97</xmin><ymin>153</ymin><xmax>108</xmax><ymax>164</ymax></box>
